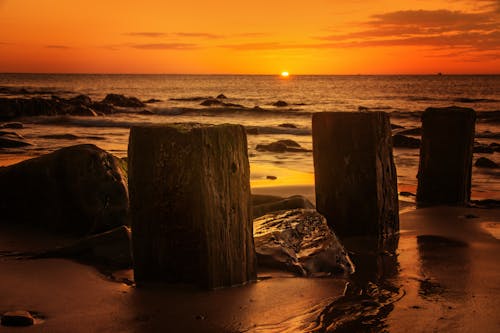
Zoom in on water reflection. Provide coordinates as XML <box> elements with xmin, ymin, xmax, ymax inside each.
<box><xmin>310</xmin><ymin>235</ymin><xmax>402</xmax><ymax>332</ymax></box>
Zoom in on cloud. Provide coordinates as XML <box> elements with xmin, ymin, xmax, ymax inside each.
<box><xmin>130</xmin><ymin>43</ymin><xmax>199</xmax><ymax>50</ymax></box>
<box><xmin>124</xmin><ymin>32</ymin><xmax>222</xmax><ymax>39</ymax></box>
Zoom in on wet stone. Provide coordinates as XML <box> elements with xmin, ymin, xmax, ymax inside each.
<box><xmin>1</xmin><ymin>310</ymin><xmax>35</xmax><ymax>327</ymax></box>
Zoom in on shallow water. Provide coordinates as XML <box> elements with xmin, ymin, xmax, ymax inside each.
<box><xmin>1</xmin><ymin>74</ymin><xmax>499</xmax><ymax>198</ymax></box>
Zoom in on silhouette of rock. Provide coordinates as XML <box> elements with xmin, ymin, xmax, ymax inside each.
<box><xmin>1</xmin><ymin>311</ymin><xmax>34</xmax><ymax>327</ymax></box>
<box><xmin>278</xmin><ymin>123</ymin><xmax>297</xmax><ymax>128</ymax></box>
<box><xmin>256</xmin><ymin>139</ymin><xmax>311</xmax><ymax>153</ymax></box>
<box><xmin>200</xmin><ymin>98</ymin><xmax>224</xmax><ymax>106</ymax></box>
<box><xmin>475</xmin><ymin>157</ymin><xmax>498</xmax><ymax>168</ymax></box>
<box><xmin>68</xmin><ymin>94</ymin><xmax>92</xmax><ymax>106</ymax></box>
<box><xmin>144</xmin><ymin>98</ymin><xmax>162</xmax><ymax>103</ymax></box>
<box><xmin>0</xmin><ymin>122</ymin><xmax>23</xmax><ymax>129</ymax></box>
<box><xmin>474</xmin><ymin>143</ymin><xmax>494</xmax><ymax>154</ymax></box>
<box><xmin>0</xmin><ymin>131</ymin><xmax>31</xmax><ymax>148</ymax></box>
<box><xmin>0</xmin><ymin>144</ymin><xmax>129</xmax><ymax>235</ymax></box>
<box><xmin>273</xmin><ymin>100</ymin><xmax>288</xmax><ymax>107</ymax></box>
<box><xmin>216</xmin><ymin>94</ymin><xmax>227</xmax><ymax>99</ymax></box>
<box><xmin>392</xmin><ymin>134</ymin><xmax>421</xmax><ymax>148</ymax></box>
<box><xmin>102</xmin><ymin>94</ymin><xmax>145</xmax><ymax>107</ymax></box>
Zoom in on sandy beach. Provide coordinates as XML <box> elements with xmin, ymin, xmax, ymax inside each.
<box><xmin>1</xmin><ymin>181</ymin><xmax>498</xmax><ymax>332</ymax></box>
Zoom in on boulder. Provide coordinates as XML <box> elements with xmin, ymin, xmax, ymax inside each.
<box><xmin>392</xmin><ymin>134</ymin><xmax>421</xmax><ymax>148</ymax></box>
<box><xmin>0</xmin><ymin>144</ymin><xmax>129</xmax><ymax>235</ymax></box>
<box><xmin>475</xmin><ymin>157</ymin><xmax>498</xmax><ymax>168</ymax></box>
<box><xmin>68</xmin><ymin>94</ymin><xmax>92</xmax><ymax>106</ymax></box>
<box><xmin>144</xmin><ymin>98</ymin><xmax>162</xmax><ymax>103</ymax></box>
<box><xmin>200</xmin><ymin>98</ymin><xmax>223</xmax><ymax>106</ymax></box>
<box><xmin>0</xmin><ymin>131</ymin><xmax>31</xmax><ymax>148</ymax></box>
<box><xmin>256</xmin><ymin>139</ymin><xmax>311</xmax><ymax>153</ymax></box>
<box><xmin>69</xmin><ymin>105</ymin><xmax>98</xmax><ymax>117</ymax></box>
<box><xmin>254</xmin><ymin>209</ymin><xmax>355</xmax><ymax>276</ymax></box>
<box><xmin>0</xmin><ymin>122</ymin><xmax>23</xmax><ymax>129</ymax></box>
<box><xmin>278</xmin><ymin>123</ymin><xmax>297</xmax><ymax>128</ymax></box>
<box><xmin>1</xmin><ymin>311</ymin><xmax>34</xmax><ymax>327</ymax></box>
<box><xmin>216</xmin><ymin>94</ymin><xmax>227</xmax><ymax>99</ymax></box>
<box><xmin>273</xmin><ymin>100</ymin><xmax>288</xmax><ymax>107</ymax></box>
<box><xmin>102</xmin><ymin>94</ymin><xmax>145</xmax><ymax>107</ymax></box>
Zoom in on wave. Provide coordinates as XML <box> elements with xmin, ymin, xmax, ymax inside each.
<box><xmin>0</xmin><ymin>85</ymin><xmax>74</xmax><ymax>97</ymax></box>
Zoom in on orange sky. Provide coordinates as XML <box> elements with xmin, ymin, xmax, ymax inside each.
<box><xmin>0</xmin><ymin>0</ymin><xmax>499</xmax><ymax>74</ymax></box>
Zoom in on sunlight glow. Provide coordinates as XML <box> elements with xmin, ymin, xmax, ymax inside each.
<box><xmin>281</xmin><ymin>71</ymin><xmax>289</xmax><ymax>77</ymax></box>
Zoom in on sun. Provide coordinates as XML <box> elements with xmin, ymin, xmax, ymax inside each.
<box><xmin>280</xmin><ymin>71</ymin><xmax>289</xmax><ymax>78</ymax></box>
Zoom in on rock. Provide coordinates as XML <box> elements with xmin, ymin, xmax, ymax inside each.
<box><xmin>266</xmin><ymin>175</ymin><xmax>277</xmax><ymax>180</ymax></box>
<box><xmin>313</xmin><ymin>112</ymin><xmax>399</xmax><ymax>238</ymax></box>
<box><xmin>256</xmin><ymin>139</ymin><xmax>311</xmax><ymax>153</ymax></box>
<box><xmin>400</xmin><ymin>191</ymin><xmax>416</xmax><ymax>197</ymax></box>
<box><xmin>138</xmin><ymin>110</ymin><xmax>154</xmax><ymax>115</ymax></box>
<box><xmin>69</xmin><ymin>105</ymin><xmax>98</xmax><ymax>117</ymax></box>
<box><xmin>473</xmin><ymin>143</ymin><xmax>494</xmax><ymax>154</ymax></box>
<box><xmin>392</xmin><ymin>134</ymin><xmax>421</xmax><ymax>148</ymax></box>
<box><xmin>200</xmin><ymin>98</ymin><xmax>223</xmax><ymax>106</ymax></box>
<box><xmin>216</xmin><ymin>94</ymin><xmax>227</xmax><ymax>99</ymax></box>
<box><xmin>490</xmin><ymin>142</ymin><xmax>500</xmax><ymax>152</ymax></box>
<box><xmin>91</xmin><ymin>102</ymin><xmax>115</xmax><ymax>114</ymax></box>
<box><xmin>1</xmin><ymin>310</ymin><xmax>34</xmax><ymax>326</ymax></box>
<box><xmin>475</xmin><ymin>157</ymin><xmax>498</xmax><ymax>168</ymax></box>
<box><xmin>417</xmin><ymin>106</ymin><xmax>476</xmax><ymax>205</ymax></box>
<box><xmin>390</xmin><ymin>123</ymin><xmax>404</xmax><ymax>130</ymax></box>
<box><xmin>398</xmin><ymin>127</ymin><xmax>422</xmax><ymax>136</ymax></box>
<box><xmin>0</xmin><ymin>131</ymin><xmax>31</xmax><ymax>148</ymax></box>
<box><xmin>254</xmin><ymin>209</ymin><xmax>355</xmax><ymax>276</ymax></box>
<box><xmin>0</xmin><ymin>122</ymin><xmax>23</xmax><ymax>129</ymax></box>
<box><xmin>144</xmin><ymin>98</ymin><xmax>162</xmax><ymax>103</ymax></box>
<box><xmin>273</xmin><ymin>100</ymin><xmax>288</xmax><ymax>107</ymax></box>
<box><xmin>278</xmin><ymin>123</ymin><xmax>297</xmax><ymax>128</ymax></box>
<box><xmin>33</xmin><ymin>226</ymin><xmax>132</xmax><ymax>268</ymax></box>
<box><xmin>128</xmin><ymin>124</ymin><xmax>256</xmax><ymax>289</ymax></box>
<box><xmin>68</xmin><ymin>94</ymin><xmax>92</xmax><ymax>106</ymax></box>
<box><xmin>102</xmin><ymin>94</ymin><xmax>145</xmax><ymax>107</ymax></box>
<box><xmin>252</xmin><ymin>195</ymin><xmax>314</xmax><ymax>218</ymax></box>
<box><xmin>0</xmin><ymin>97</ymin><xmax>60</xmax><ymax>120</ymax></box>
<box><xmin>0</xmin><ymin>144</ymin><xmax>129</xmax><ymax>235</ymax></box>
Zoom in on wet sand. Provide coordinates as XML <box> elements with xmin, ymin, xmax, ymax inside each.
<box><xmin>1</xmin><ymin>199</ymin><xmax>499</xmax><ymax>332</ymax></box>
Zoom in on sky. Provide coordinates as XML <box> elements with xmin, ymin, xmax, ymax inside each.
<box><xmin>0</xmin><ymin>0</ymin><xmax>499</xmax><ymax>74</ymax></box>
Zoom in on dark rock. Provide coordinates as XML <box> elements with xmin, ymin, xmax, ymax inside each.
<box><xmin>144</xmin><ymin>98</ymin><xmax>162</xmax><ymax>103</ymax></box>
<box><xmin>69</xmin><ymin>105</ymin><xmax>98</xmax><ymax>117</ymax></box>
<box><xmin>138</xmin><ymin>110</ymin><xmax>154</xmax><ymax>115</ymax></box>
<box><xmin>453</xmin><ymin>97</ymin><xmax>491</xmax><ymax>103</ymax></box>
<box><xmin>400</xmin><ymin>191</ymin><xmax>416</xmax><ymax>197</ymax></box>
<box><xmin>33</xmin><ymin>226</ymin><xmax>132</xmax><ymax>268</ymax></box>
<box><xmin>475</xmin><ymin>157</ymin><xmax>498</xmax><ymax>168</ymax></box>
<box><xmin>254</xmin><ymin>209</ymin><xmax>355</xmax><ymax>276</ymax></box>
<box><xmin>468</xmin><ymin>199</ymin><xmax>500</xmax><ymax>209</ymax></box>
<box><xmin>200</xmin><ymin>98</ymin><xmax>223</xmax><ymax>106</ymax></box>
<box><xmin>273</xmin><ymin>100</ymin><xmax>288</xmax><ymax>107</ymax></box>
<box><xmin>129</xmin><ymin>124</ymin><xmax>256</xmax><ymax>288</ymax></box>
<box><xmin>266</xmin><ymin>175</ymin><xmax>277</xmax><ymax>180</ymax></box>
<box><xmin>278</xmin><ymin>123</ymin><xmax>297</xmax><ymax>128</ymax></box>
<box><xmin>392</xmin><ymin>134</ymin><xmax>421</xmax><ymax>148</ymax></box>
<box><xmin>252</xmin><ymin>195</ymin><xmax>314</xmax><ymax>218</ymax></box>
<box><xmin>216</xmin><ymin>94</ymin><xmax>227</xmax><ymax>99</ymax></box>
<box><xmin>91</xmin><ymin>102</ymin><xmax>115</xmax><ymax>114</ymax></box>
<box><xmin>490</xmin><ymin>142</ymin><xmax>500</xmax><ymax>152</ymax></box>
<box><xmin>0</xmin><ymin>144</ymin><xmax>129</xmax><ymax>235</ymax></box>
<box><xmin>256</xmin><ymin>139</ymin><xmax>311</xmax><ymax>153</ymax></box>
<box><xmin>0</xmin><ymin>131</ymin><xmax>31</xmax><ymax>148</ymax></box>
<box><xmin>1</xmin><ymin>311</ymin><xmax>34</xmax><ymax>327</ymax></box>
<box><xmin>0</xmin><ymin>97</ymin><xmax>60</xmax><ymax>120</ymax></box>
<box><xmin>102</xmin><ymin>94</ymin><xmax>145</xmax><ymax>107</ymax></box>
<box><xmin>246</xmin><ymin>127</ymin><xmax>260</xmax><ymax>135</ymax></box>
<box><xmin>0</xmin><ymin>122</ymin><xmax>23</xmax><ymax>129</ymax></box>
<box><xmin>68</xmin><ymin>94</ymin><xmax>92</xmax><ymax>106</ymax></box>
<box><xmin>417</xmin><ymin>106</ymin><xmax>476</xmax><ymax>205</ymax></box>
<box><xmin>390</xmin><ymin>123</ymin><xmax>404</xmax><ymax>130</ymax></box>
<box><xmin>398</xmin><ymin>127</ymin><xmax>422</xmax><ymax>136</ymax></box>
<box><xmin>474</xmin><ymin>143</ymin><xmax>494</xmax><ymax>154</ymax></box>
<box><xmin>475</xmin><ymin>130</ymin><xmax>500</xmax><ymax>139</ymax></box>
<box><xmin>313</xmin><ymin>112</ymin><xmax>399</xmax><ymax>238</ymax></box>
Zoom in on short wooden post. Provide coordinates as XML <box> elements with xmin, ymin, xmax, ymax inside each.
<box><xmin>312</xmin><ymin>112</ymin><xmax>399</xmax><ymax>238</ymax></box>
<box><xmin>128</xmin><ymin>124</ymin><xmax>256</xmax><ymax>289</ymax></box>
<box><xmin>417</xmin><ymin>106</ymin><xmax>476</xmax><ymax>205</ymax></box>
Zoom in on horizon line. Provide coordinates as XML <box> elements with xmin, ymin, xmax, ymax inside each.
<box><xmin>1</xmin><ymin>72</ymin><xmax>499</xmax><ymax>76</ymax></box>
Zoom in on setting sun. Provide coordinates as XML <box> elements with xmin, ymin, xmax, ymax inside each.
<box><xmin>281</xmin><ymin>72</ymin><xmax>290</xmax><ymax>77</ymax></box>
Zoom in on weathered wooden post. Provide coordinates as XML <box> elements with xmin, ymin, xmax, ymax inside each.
<box><xmin>312</xmin><ymin>112</ymin><xmax>399</xmax><ymax>238</ymax></box>
<box><xmin>417</xmin><ymin>106</ymin><xmax>476</xmax><ymax>205</ymax></box>
<box><xmin>128</xmin><ymin>124</ymin><xmax>256</xmax><ymax>289</ymax></box>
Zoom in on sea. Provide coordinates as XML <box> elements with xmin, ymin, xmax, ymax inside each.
<box><xmin>0</xmin><ymin>74</ymin><xmax>499</xmax><ymax>199</ymax></box>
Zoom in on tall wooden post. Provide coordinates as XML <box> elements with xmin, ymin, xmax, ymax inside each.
<box><xmin>417</xmin><ymin>106</ymin><xmax>476</xmax><ymax>205</ymax></box>
<box><xmin>128</xmin><ymin>124</ymin><xmax>256</xmax><ymax>289</ymax></box>
<box><xmin>312</xmin><ymin>112</ymin><xmax>399</xmax><ymax>238</ymax></box>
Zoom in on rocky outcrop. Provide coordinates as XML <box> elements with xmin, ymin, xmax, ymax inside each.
<box><xmin>0</xmin><ymin>144</ymin><xmax>129</xmax><ymax>235</ymax></box>
<box><xmin>254</xmin><ymin>209</ymin><xmax>355</xmax><ymax>276</ymax></box>
<box><xmin>0</xmin><ymin>131</ymin><xmax>31</xmax><ymax>148</ymax></box>
<box><xmin>475</xmin><ymin>157</ymin><xmax>498</xmax><ymax>168</ymax></box>
<box><xmin>102</xmin><ymin>94</ymin><xmax>145</xmax><ymax>107</ymax></box>
<box><xmin>273</xmin><ymin>100</ymin><xmax>288</xmax><ymax>107</ymax></box>
<box><xmin>392</xmin><ymin>134</ymin><xmax>421</xmax><ymax>148</ymax></box>
<box><xmin>256</xmin><ymin>139</ymin><xmax>311</xmax><ymax>153</ymax></box>
<box><xmin>1</xmin><ymin>311</ymin><xmax>34</xmax><ymax>327</ymax></box>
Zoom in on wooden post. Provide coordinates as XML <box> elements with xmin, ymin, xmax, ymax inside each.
<box><xmin>312</xmin><ymin>112</ymin><xmax>399</xmax><ymax>238</ymax></box>
<box><xmin>128</xmin><ymin>124</ymin><xmax>256</xmax><ymax>289</ymax></box>
<box><xmin>417</xmin><ymin>106</ymin><xmax>476</xmax><ymax>205</ymax></box>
